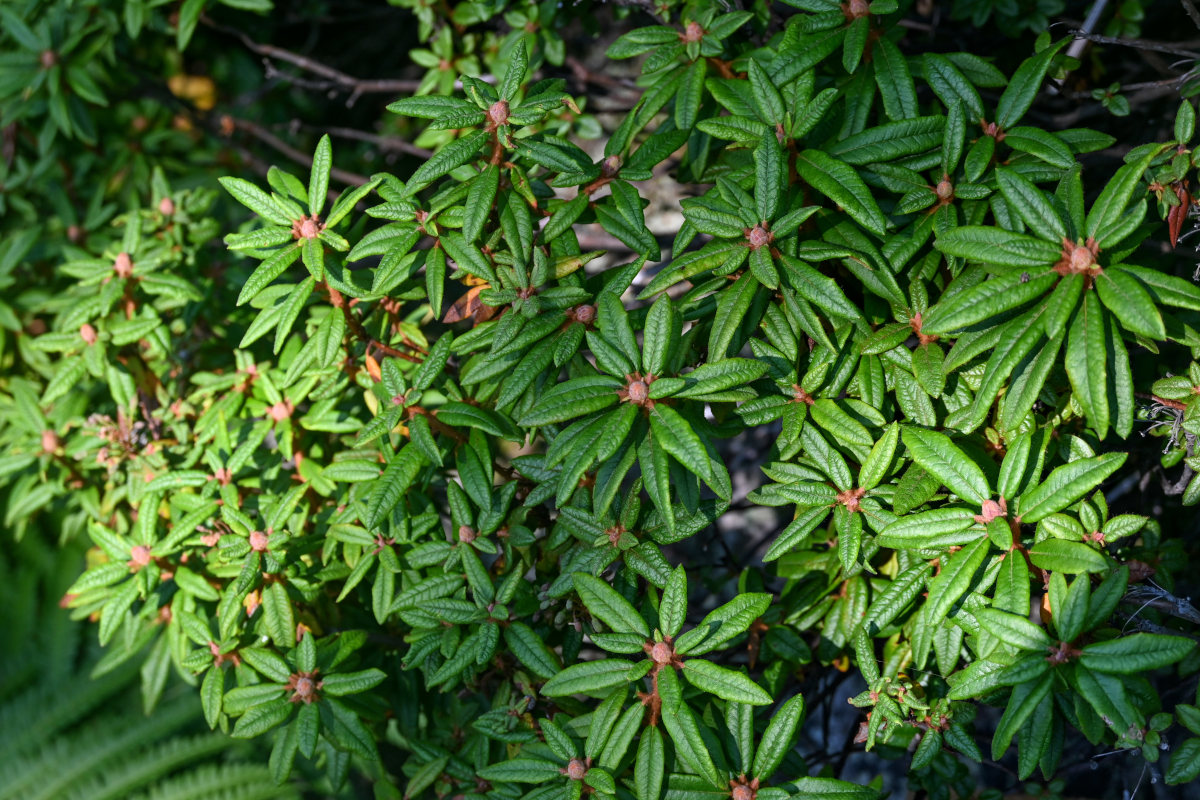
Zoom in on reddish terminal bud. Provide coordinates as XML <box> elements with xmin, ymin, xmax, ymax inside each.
<box><xmin>843</xmin><ymin>0</ymin><xmax>870</xmax><ymax>18</ymax></box>
<box><xmin>627</xmin><ymin>379</ymin><xmax>648</xmax><ymax>405</ymax></box>
<box><xmin>977</xmin><ymin>498</ymin><xmax>1006</xmax><ymax>523</ymax></box>
<box><xmin>249</xmin><ymin>530</ymin><xmax>270</xmax><ymax>552</ymax></box>
<box><xmin>746</xmin><ymin>224</ymin><xmax>772</xmax><ymax>250</ymax></box>
<box><xmin>80</xmin><ymin>323</ymin><xmax>98</xmax><ymax>345</ymax></box>
<box><xmin>114</xmin><ymin>252</ymin><xmax>134</xmax><ymax>279</ymax></box>
<box><xmin>40</xmin><ymin>50</ymin><xmax>57</xmax><ymax>69</ymax></box>
<box><xmin>158</xmin><ymin>197</ymin><xmax>176</xmax><ymax>216</ymax></box>
<box><xmin>681</xmin><ymin>20</ymin><xmax>704</xmax><ymax>43</ymax></box>
<box><xmin>650</xmin><ymin>641</ymin><xmax>674</xmax><ymax>665</ymax></box>
<box><xmin>286</xmin><ymin>670</ymin><xmax>322</xmax><ymax>704</ymax></box>
<box><xmin>128</xmin><ymin>545</ymin><xmax>153</xmax><ymax>570</ymax></box>
<box><xmin>458</xmin><ymin>525</ymin><xmax>477</xmax><ymax>543</ymax></box>
<box><xmin>268</xmin><ymin>401</ymin><xmax>293</xmax><ymax>422</ymax></box>
<box><xmin>41</xmin><ymin>429</ymin><xmax>60</xmax><ymax>454</ymax></box>
<box><xmin>935</xmin><ymin>176</ymin><xmax>954</xmax><ymax>201</ymax></box>
<box><xmin>487</xmin><ymin>100</ymin><xmax>510</xmax><ymax>130</ymax></box>
<box><xmin>292</xmin><ymin>215</ymin><xmax>323</xmax><ymax>240</ymax></box>
<box><xmin>732</xmin><ymin>785</ymin><xmax>755</xmax><ymax>800</ymax></box>
<box><xmin>565</xmin><ymin>758</ymin><xmax>588</xmax><ymax>780</ymax></box>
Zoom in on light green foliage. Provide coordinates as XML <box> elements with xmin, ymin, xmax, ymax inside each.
<box><xmin>3</xmin><ymin>0</ymin><xmax>1200</xmax><ymax>798</ymax></box>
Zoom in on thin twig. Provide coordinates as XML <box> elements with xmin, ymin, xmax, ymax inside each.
<box><xmin>1067</xmin><ymin>75</ymin><xmax>1190</xmax><ymax>100</ymax></box>
<box><xmin>1182</xmin><ymin>0</ymin><xmax>1200</xmax><ymax>31</ymax></box>
<box><xmin>222</xmin><ymin>116</ymin><xmax>372</xmax><ymax>187</ymax></box>
<box><xmin>322</xmin><ymin>283</ymin><xmax>422</xmax><ymax>363</ymax></box>
<box><xmin>1063</xmin><ymin>0</ymin><xmax>1113</xmax><ymax>67</ymax></box>
<box><xmin>1067</xmin><ymin>29</ymin><xmax>1200</xmax><ymax>59</ymax></box>
<box><xmin>202</xmin><ymin>15</ymin><xmax>422</xmax><ymax>103</ymax></box>
<box><xmin>202</xmin><ymin>15</ymin><xmax>495</xmax><ymax>107</ymax></box>
<box><xmin>302</xmin><ymin>124</ymin><xmax>434</xmax><ymax>159</ymax></box>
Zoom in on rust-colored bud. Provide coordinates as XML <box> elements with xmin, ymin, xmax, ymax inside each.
<box><xmin>128</xmin><ymin>545</ymin><xmax>153</xmax><ymax>570</ymax></box>
<box><xmin>114</xmin><ymin>252</ymin><xmax>134</xmax><ymax>278</ymax></box>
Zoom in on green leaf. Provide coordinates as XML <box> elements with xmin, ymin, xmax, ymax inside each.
<box><xmin>505</xmin><ymin>622</ymin><xmax>562</xmax><ymax>680</ymax></box>
<box><xmin>574</xmin><ymin>572</ymin><xmax>650</xmax><ymax>637</ymax></box>
<box><xmin>1094</xmin><ymin>269</ymin><xmax>1165</xmax><ymax>340</ymax></box>
<box><xmin>1027</xmin><ymin>539</ymin><xmax>1109</xmax><ymax>573</ymax></box>
<box><xmin>914</xmin><ymin>537</ymin><xmax>989</xmax><ymax>669</ymax></box>
<box><xmin>325</xmin><ymin>177</ymin><xmax>383</xmax><ymax>229</ymax></box>
<box><xmin>642</xmin><ymin>294</ymin><xmax>679</xmax><ymax>377</ymax></box>
<box><xmin>796</xmin><ymin>150</ymin><xmax>889</xmax><ymax>237</ymax></box>
<box><xmin>995</xmin><ymin>167</ymin><xmax>1066</xmax><ymax>240</ymax></box>
<box><xmin>923</xmin><ymin>53</ymin><xmax>984</xmax><ymax>119</ymax></box>
<box><xmin>1166</xmin><ymin>738</ymin><xmax>1200</xmax><ymax>785</ymax></box>
<box><xmin>463</xmin><ymin>166</ymin><xmax>499</xmax><ymax>243</ymax></box>
<box><xmin>237</xmin><ymin>245</ymin><xmax>301</xmax><ymax>305</ymax></box>
<box><xmin>365</xmin><ymin>443</ymin><xmax>426</xmax><ymax>528</ymax></box>
<box><xmin>873</xmin><ymin>36</ymin><xmax>918</xmax><ymax>121</ymax></box>
<box><xmin>1080</xmin><ymin>634</ymin><xmax>1196</xmax><ymax>674</ymax></box>
<box><xmin>541</xmin><ymin>659</ymin><xmax>635</xmax><ymax>696</ymax></box>
<box><xmin>976</xmin><ymin>608</ymin><xmax>1053</xmax><ymax>651</ymax></box>
<box><xmin>876</xmin><ymin>508</ymin><xmax>979</xmax><ymax>549</ymax></box>
<box><xmin>933</xmin><ymin>226</ymin><xmax>1060</xmax><ymax>268</ymax></box>
<box><xmin>901</xmin><ymin>427</ymin><xmax>989</xmax><ymax>504</ymax></box>
<box><xmin>231</xmin><ymin>698</ymin><xmax>293</xmax><ymax>739</ymax></box>
<box><xmin>478</xmin><ymin>757</ymin><xmax>563</xmax><ymax>783</ymax></box>
<box><xmin>748</xmin><ymin>58</ymin><xmax>785</xmax><ymax>125</ymax></box>
<box><xmin>676</xmin><ymin>592</ymin><xmax>771</xmax><ymax>656</ymax></box>
<box><xmin>755</xmin><ymin>136</ymin><xmax>786</xmax><ymax>222</ymax></box>
<box><xmin>995</xmin><ymin>39</ymin><xmax>1067</xmax><ymax>129</ymax></box>
<box><xmin>519</xmin><ymin>376</ymin><xmax>622</xmax><ymax>427</ymax></box>
<box><xmin>682</xmin><ymin>659</ymin><xmax>772</xmax><ymax>704</ymax></box>
<box><xmin>309</xmin><ymin>135</ymin><xmax>331</xmax><ymax>216</ymax></box>
<box><xmin>500</xmin><ymin>37</ymin><xmax>530</xmax><ymax>101</ymax></box>
<box><xmin>922</xmin><ymin>270</ymin><xmax>1056</xmax><ymax>334</ymax></box>
<box><xmin>1064</xmin><ymin>292</ymin><xmax>1109</xmax><ymax>438</ymax></box>
<box><xmin>635</xmin><ymin>725</ymin><xmax>665</xmax><ymax>800</ymax></box>
<box><xmin>676</xmin><ymin>59</ymin><xmax>707</xmax><ymax>130</ymax></box>
<box><xmin>753</xmin><ymin>693</ymin><xmax>805</xmax><ymax>779</ymax></box>
<box><xmin>859</xmin><ymin>422</ymin><xmax>899</xmax><ymax>491</ymax></box>
<box><xmin>991</xmin><ymin>671</ymin><xmax>1052</xmax><ymax>760</ymax></box>
<box><xmin>219</xmin><ymin>177</ymin><xmax>293</xmax><ymax>225</ymax></box>
<box><xmin>317</xmin><ymin>668</ymin><xmax>385</xmax><ymax>698</ymax></box>
<box><xmin>788</xmin><ymin>777</ymin><xmax>881</xmax><ymax>799</ymax></box>
<box><xmin>659</xmin><ymin>566</ymin><xmax>687</xmax><ymax>639</ymax></box>
<box><xmin>828</xmin><ymin>116</ymin><xmax>945</xmax><ymax>165</ymax></box>
<box><xmin>1084</xmin><ymin>147</ymin><xmax>1159</xmax><ymax>240</ymax></box>
<box><xmin>660</xmin><ymin>695</ymin><xmax>723</xmax><ymax>787</ymax></box>
<box><xmin>404</xmin><ymin>130</ymin><xmax>487</xmax><ymax>196</ymax></box>
<box><xmin>1018</xmin><ymin>453</ymin><xmax>1125</xmax><ymax>522</ymax></box>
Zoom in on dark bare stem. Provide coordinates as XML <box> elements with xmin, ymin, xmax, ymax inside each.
<box><xmin>222</xmin><ymin>116</ymin><xmax>372</xmax><ymax>188</ymax></box>
<box><xmin>322</xmin><ymin>283</ymin><xmax>422</xmax><ymax>363</ymax></box>
<box><xmin>305</xmin><ymin>125</ymin><xmax>433</xmax><ymax>159</ymax></box>
<box><xmin>1067</xmin><ymin>29</ymin><xmax>1200</xmax><ymax>59</ymax></box>
<box><xmin>1182</xmin><ymin>0</ymin><xmax>1200</xmax><ymax>31</ymax></box>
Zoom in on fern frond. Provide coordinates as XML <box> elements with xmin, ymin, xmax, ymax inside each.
<box><xmin>0</xmin><ymin>654</ymin><xmax>139</xmax><ymax>759</ymax></box>
<box><xmin>0</xmin><ymin>697</ymin><xmax>198</xmax><ymax>800</ymax></box>
<box><xmin>127</xmin><ymin>763</ymin><xmax>301</xmax><ymax>800</ymax></box>
<box><xmin>61</xmin><ymin>733</ymin><xmax>243</xmax><ymax>800</ymax></box>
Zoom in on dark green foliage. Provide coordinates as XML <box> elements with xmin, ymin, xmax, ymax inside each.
<box><xmin>3</xmin><ymin>0</ymin><xmax>1200</xmax><ymax>798</ymax></box>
